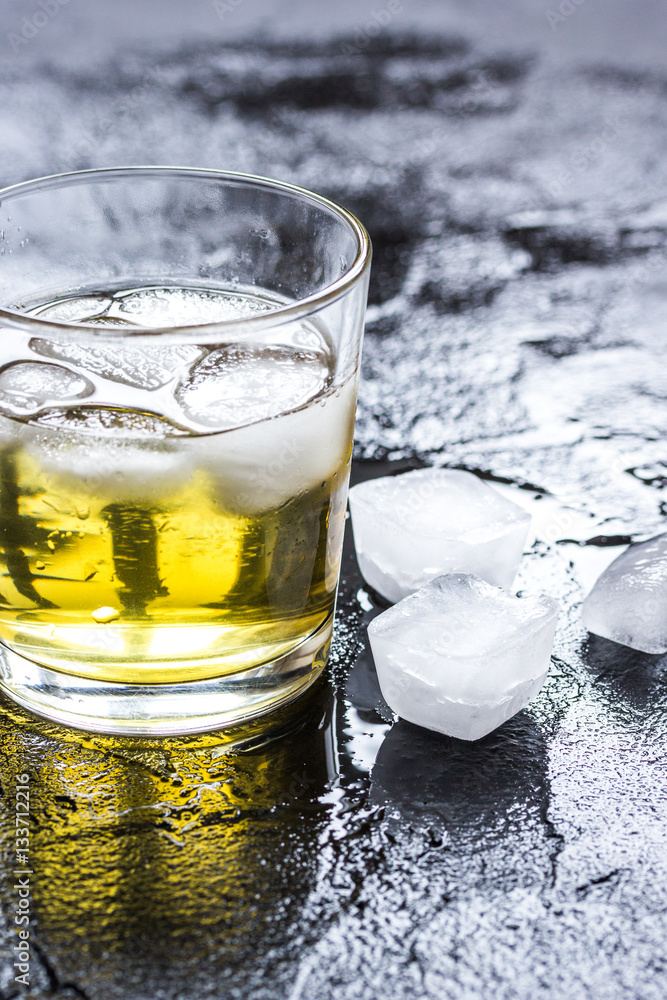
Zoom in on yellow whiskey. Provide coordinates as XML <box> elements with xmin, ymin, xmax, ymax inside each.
<box><xmin>0</xmin><ymin>286</ymin><xmax>355</xmax><ymax>684</ymax></box>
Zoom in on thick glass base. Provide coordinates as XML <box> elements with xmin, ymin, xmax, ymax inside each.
<box><xmin>0</xmin><ymin>614</ymin><xmax>333</xmax><ymax>736</ymax></box>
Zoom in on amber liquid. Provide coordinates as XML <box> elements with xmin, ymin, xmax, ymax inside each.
<box><xmin>0</xmin><ymin>286</ymin><xmax>354</xmax><ymax>683</ymax></box>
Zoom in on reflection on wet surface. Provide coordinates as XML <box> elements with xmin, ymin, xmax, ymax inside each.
<box><xmin>0</xmin><ymin>683</ymin><xmax>338</xmax><ymax>997</ymax></box>
<box><xmin>371</xmin><ymin>714</ymin><xmax>550</xmax><ymax>826</ymax></box>
<box><xmin>371</xmin><ymin>714</ymin><xmax>557</xmax><ymax>891</ymax></box>
<box><xmin>585</xmin><ymin>633</ymin><xmax>667</xmax><ymax>721</ymax></box>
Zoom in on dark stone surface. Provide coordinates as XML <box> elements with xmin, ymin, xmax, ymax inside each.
<box><xmin>1</xmin><ymin>3</ymin><xmax>667</xmax><ymax>998</ymax></box>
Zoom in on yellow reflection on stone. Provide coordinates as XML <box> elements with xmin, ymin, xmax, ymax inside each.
<box><xmin>0</xmin><ymin>683</ymin><xmax>337</xmax><ymax>979</ymax></box>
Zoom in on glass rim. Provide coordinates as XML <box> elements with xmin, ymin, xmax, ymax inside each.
<box><xmin>0</xmin><ymin>165</ymin><xmax>372</xmax><ymax>342</ymax></box>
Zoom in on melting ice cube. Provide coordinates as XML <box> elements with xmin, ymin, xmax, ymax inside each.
<box><xmin>368</xmin><ymin>573</ymin><xmax>559</xmax><ymax>741</ymax></box>
<box><xmin>175</xmin><ymin>345</ymin><xmax>330</xmax><ymax>430</ymax></box>
<box><xmin>0</xmin><ymin>361</ymin><xmax>93</xmax><ymax>417</ymax></box>
<box><xmin>106</xmin><ymin>286</ymin><xmax>277</xmax><ymax>326</ymax></box>
<box><xmin>196</xmin><ymin>375</ymin><xmax>356</xmax><ymax>515</ymax></box>
<box><xmin>581</xmin><ymin>532</ymin><xmax>667</xmax><ymax>653</ymax></box>
<box><xmin>348</xmin><ymin>469</ymin><xmax>531</xmax><ymax>603</ymax></box>
<box><xmin>30</xmin><ymin>339</ymin><xmax>203</xmax><ymax>391</ymax></box>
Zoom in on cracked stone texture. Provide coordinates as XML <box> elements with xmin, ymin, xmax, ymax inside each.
<box><xmin>1</xmin><ymin>2</ymin><xmax>667</xmax><ymax>998</ymax></box>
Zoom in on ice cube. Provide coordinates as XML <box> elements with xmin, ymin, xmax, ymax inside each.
<box><xmin>367</xmin><ymin>573</ymin><xmax>559</xmax><ymax>741</ymax></box>
<box><xmin>19</xmin><ymin>408</ymin><xmax>196</xmax><ymax>503</ymax></box>
<box><xmin>197</xmin><ymin>375</ymin><xmax>356</xmax><ymax>515</ymax></box>
<box><xmin>0</xmin><ymin>361</ymin><xmax>93</xmax><ymax>416</ymax></box>
<box><xmin>30</xmin><ymin>294</ymin><xmax>114</xmax><ymax>323</ymax></box>
<box><xmin>175</xmin><ymin>345</ymin><xmax>330</xmax><ymax>430</ymax></box>
<box><xmin>25</xmin><ymin>431</ymin><xmax>195</xmax><ymax>503</ymax></box>
<box><xmin>30</xmin><ymin>339</ymin><xmax>203</xmax><ymax>390</ymax></box>
<box><xmin>348</xmin><ymin>469</ymin><xmax>531</xmax><ymax>603</ymax></box>
<box><xmin>30</xmin><ymin>286</ymin><xmax>278</xmax><ymax>328</ymax></box>
<box><xmin>107</xmin><ymin>286</ymin><xmax>278</xmax><ymax>326</ymax></box>
<box><xmin>581</xmin><ymin>532</ymin><xmax>667</xmax><ymax>653</ymax></box>
<box><xmin>32</xmin><ymin>406</ymin><xmax>188</xmax><ymax>438</ymax></box>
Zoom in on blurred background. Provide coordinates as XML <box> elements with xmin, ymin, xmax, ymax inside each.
<box><xmin>2</xmin><ymin>3</ymin><xmax>667</xmax><ymax>1000</ymax></box>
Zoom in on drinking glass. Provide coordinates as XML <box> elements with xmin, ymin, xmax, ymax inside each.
<box><xmin>0</xmin><ymin>167</ymin><xmax>370</xmax><ymax>734</ymax></box>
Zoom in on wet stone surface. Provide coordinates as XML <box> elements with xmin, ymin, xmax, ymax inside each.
<box><xmin>2</xmin><ymin>7</ymin><xmax>667</xmax><ymax>999</ymax></box>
